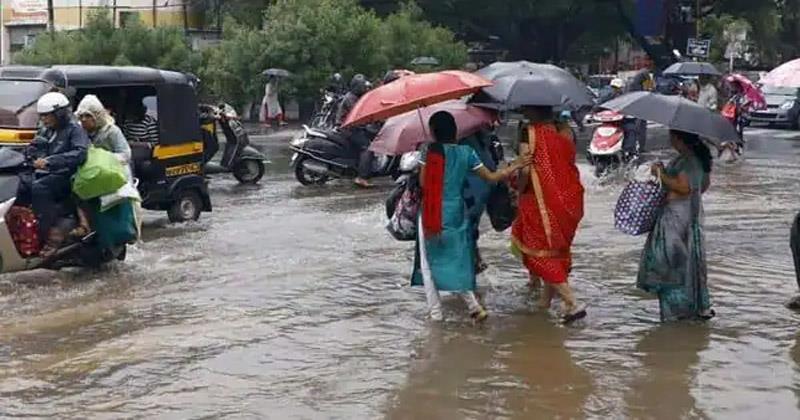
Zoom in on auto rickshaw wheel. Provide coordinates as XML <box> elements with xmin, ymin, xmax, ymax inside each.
<box><xmin>168</xmin><ymin>190</ymin><xmax>202</xmax><ymax>223</ymax></box>
<box><xmin>233</xmin><ymin>159</ymin><xmax>265</xmax><ymax>184</ymax></box>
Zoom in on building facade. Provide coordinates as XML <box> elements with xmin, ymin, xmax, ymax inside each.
<box><xmin>1</xmin><ymin>0</ymin><xmax>210</xmax><ymax>64</ymax></box>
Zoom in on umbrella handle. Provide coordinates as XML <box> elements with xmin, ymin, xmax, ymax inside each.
<box><xmin>416</xmin><ymin>107</ymin><xmax>428</xmax><ymax>145</ymax></box>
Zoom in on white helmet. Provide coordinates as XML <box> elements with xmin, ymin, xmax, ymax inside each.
<box><xmin>610</xmin><ymin>78</ymin><xmax>625</xmax><ymax>89</ymax></box>
<box><xmin>37</xmin><ymin>92</ymin><xmax>71</xmax><ymax>114</ymax></box>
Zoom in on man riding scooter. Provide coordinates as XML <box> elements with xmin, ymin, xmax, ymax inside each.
<box><xmin>335</xmin><ymin>74</ymin><xmax>375</xmax><ymax>188</ymax></box>
<box><xmin>599</xmin><ymin>77</ymin><xmax>643</xmax><ymax>160</ymax></box>
<box><xmin>17</xmin><ymin>92</ymin><xmax>89</xmax><ymax>257</ymax></box>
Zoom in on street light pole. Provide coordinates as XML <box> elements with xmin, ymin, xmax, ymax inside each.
<box><xmin>696</xmin><ymin>0</ymin><xmax>700</xmax><ymax>36</ymax></box>
<box><xmin>47</xmin><ymin>0</ymin><xmax>55</xmax><ymax>33</ymax></box>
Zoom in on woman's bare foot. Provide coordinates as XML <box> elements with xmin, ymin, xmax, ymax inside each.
<box><xmin>70</xmin><ymin>225</ymin><xmax>90</xmax><ymax>239</ymax></box>
<box><xmin>354</xmin><ymin>178</ymin><xmax>373</xmax><ymax>188</ymax></box>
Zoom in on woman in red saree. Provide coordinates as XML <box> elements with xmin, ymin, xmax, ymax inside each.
<box><xmin>512</xmin><ymin>106</ymin><xmax>586</xmax><ymax>323</ymax></box>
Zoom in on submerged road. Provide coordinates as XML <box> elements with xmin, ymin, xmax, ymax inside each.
<box><xmin>2</xmin><ymin>123</ymin><xmax>800</xmax><ymax>418</ymax></box>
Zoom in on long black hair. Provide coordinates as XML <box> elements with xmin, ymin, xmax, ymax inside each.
<box><xmin>429</xmin><ymin>111</ymin><xmax>457</xmax><ymax>144</ymax></box>
<box><xmin>674</xmin><ymin>130</ymin><xmax>713</xmax><ymax>173</ymax></box>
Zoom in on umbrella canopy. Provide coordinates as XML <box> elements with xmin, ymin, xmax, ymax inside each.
<box><xmin>724</xmin><ymin>73</ymin><xmax>766</xmax><ymax>109</ymax></box>
<box><xmin>411</xmin><ymin>56</ymin><xmax>440</xmax><ymax>66</ymax></box>
<box><xmin>601</xmin><ymin>92</ymin><xmax>738</xmax><ymax>144</ymax></box>
<box><xmin>761</xmin><ymin>58</ymin><xmax>800</xmax><ymax>87</ymax></box>
<box><xmin>262</xmin><ymin>68</ymin><xmax>292</xmax><ymax>78</ymax></box>
<box><xmin>473</xmin><ymin>61</ymin><xmax>593</xmax><ymax>110</ymax></box>
<box><xmin>342</xmin><ymin>70</ymin><xmax>492</xmax><ymax>128</ymax></box>
<box><xmin>369</xmin><ymin>101</ymin><xmax>497</xmax><ymax>155</ymax></box>
<box><xmin>663</xmin><ymin>62</ymin><xmax>721</xmax><ymax>76</ymax></box>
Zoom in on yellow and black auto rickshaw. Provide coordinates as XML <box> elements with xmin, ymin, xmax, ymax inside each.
<box><xmin>0</xmin><ymin>65</ymin><xmax>211</xmax><ymax>222</ymax></box>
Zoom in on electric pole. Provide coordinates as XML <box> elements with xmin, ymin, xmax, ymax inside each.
<box><xmin>47</xmin><ymin>0</ymin><xmax>55</xmax><ymax>33</ymax></box>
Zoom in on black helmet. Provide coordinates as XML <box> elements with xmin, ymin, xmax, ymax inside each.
<box><xmin>350</xmin><ymin>74</ymin><xmax>368</xmax><ymax>95</ymax></box>
<box><xmin>383</xmin><ymin>70</ymin><xmax>400</xmax><ymax>85</ymax></box>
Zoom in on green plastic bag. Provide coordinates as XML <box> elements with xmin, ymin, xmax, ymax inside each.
<box><xmin>72</xmin><ymin>146</ymin><xmax>127</xmax><ymax>200</ymax></box>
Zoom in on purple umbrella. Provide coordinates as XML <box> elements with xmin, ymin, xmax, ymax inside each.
<box><xmin>369</xmin><ymin>101</ymin><xmax>497</xmax><ymax>155</ymax></box>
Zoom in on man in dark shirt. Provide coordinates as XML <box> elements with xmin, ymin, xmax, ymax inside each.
<box><xmin>18</xmin><ymin>92</ymin><xmax>89</xmax><ymax>253</ymax></box>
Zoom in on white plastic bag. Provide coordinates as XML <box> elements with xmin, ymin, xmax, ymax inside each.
<box><xmin>100</xmin><ymin>182</ymin><xmax>141</xmax><ymax>212</ymax></box>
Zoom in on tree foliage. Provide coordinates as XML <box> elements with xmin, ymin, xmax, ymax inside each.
<box><xmin>16</xmin><ymin>10</ymin><xmax>200</xmax><ymax>72</ymax></box>
<box><xmin>202</xmin><ymin>0</ymin><xmax>468</xmax><ymax>108</ymax></box>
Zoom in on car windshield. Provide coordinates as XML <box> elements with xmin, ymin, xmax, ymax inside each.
<box><xmin>0</xmin><ymin>80</ymin><xmax>52</xmax><ymax>129</ymax></box>
<box><xmin>762</xmin><ymin>85</ymin><xmax>800</xmax><ymax>96</ymax></box>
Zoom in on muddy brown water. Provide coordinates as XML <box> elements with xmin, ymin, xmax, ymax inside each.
<box><xmin>2</xmin><ymin>128</ymin><xmax>800</xmax><ymax>419</ymax></box>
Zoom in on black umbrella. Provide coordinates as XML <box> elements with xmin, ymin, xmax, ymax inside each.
<box><xmin>663</xmin><ymin>62</ymin><xmax>721</xmax><ymax>76</ymax></box>
<box><xmin>262</xmin><ymin>68</ymin><xmax>292</xmax><ymax>78</ymax></box>
<box><xmin>473</xmin><ymin>61</ymin><xmax>594</xmax><ymax>110</ymax></box>
<box><xmin>411</xmin><ymin>56</ymin><xmax>440</xmax><ymax>66</ymax></box>
<box><xmin>601</xmin><ymin>92</ymin><xmax>738</xmax><ymax>144</ymax></box>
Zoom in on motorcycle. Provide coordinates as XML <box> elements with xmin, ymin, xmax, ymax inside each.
<box><xmin>289</xmin><ymin>125</ymin><xmax>400</xmax><ymax>186</ymax></box>
<box><xmin>308</xmin><ymin>90</ymin><xmax>342</xmax><ymax>129</ymax></box>
<box><xmin>200</xmin><ymin>103</ymin><xmax>267</xmax><ymax>184</ymax></box>
<box><xmin>586</xmin><ymin>110</ymin><xmax>638</xmax><ymax>177</ymax></box>
<box><xmin>0</xmin><ymin>148</ymin><xmax>126</xmax><ymax>273</ymax></box>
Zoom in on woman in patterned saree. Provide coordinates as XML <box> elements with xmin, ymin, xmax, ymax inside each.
<box><xmin>512</xmin><ymin>106</ymin><xmax>586</xmax><ymax>324</ymax></box>
<box><xmin>638</xmin><ymin>130</ymin><xmax>714</xmax><ymax>322</ymax></box>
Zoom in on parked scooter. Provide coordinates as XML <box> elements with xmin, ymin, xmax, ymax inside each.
<box><xmin>200</xmin><ymin>103</ymin><xmax>267</xmax><ymax>184</ymax></box>
<box><xmin>289</xmin><ymin>125</ymin><xmax>400</xmax><ymax>186</ymax></box>
<box><xmin>586</xmin><ymin>110</ymin><xmax>638</xmax><ymax>177</ymax></box>
<box><xmin>309</xmin><ymin>90</ymin><xmax>342</xmax><ymax>129</ymax></box>
<box><xmin>0</xmin><ymin>148</ymin><xmax>126</xmax><ymax>273</ymax></box>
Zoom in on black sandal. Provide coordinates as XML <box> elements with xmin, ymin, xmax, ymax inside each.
<box><xmin>562</xmin><ymin>306</ymin><xmax>587</xmax><ymax>324</ymax></box>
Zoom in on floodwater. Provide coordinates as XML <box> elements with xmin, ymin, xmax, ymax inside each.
<box><xmin>2</xmin><ymin>127</ymin><xmax>800</xmax><ymax>419</ymax></box>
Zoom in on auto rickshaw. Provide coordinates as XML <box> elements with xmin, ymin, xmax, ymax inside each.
<box><xmin>0</xmin><ymin>65</ymin><xmax>211</xmax><ymax>222</ymax></box>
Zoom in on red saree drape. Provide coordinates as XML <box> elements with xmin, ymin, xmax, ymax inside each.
<box><xmin>512</xmin><ymin>123</ymin><xmax>585</xmax><ymax>284</ymax></box>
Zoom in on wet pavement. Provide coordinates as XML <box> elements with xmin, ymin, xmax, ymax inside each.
<box><xmin>2</xmin><ymin>124</ymin><xmax>800</xmax><ymax>419</ymax></box>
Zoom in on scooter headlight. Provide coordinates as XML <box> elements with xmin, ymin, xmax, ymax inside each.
<box><xmin>290</xmin><ymin>136</ymin><xmax>308</xmax><ymax>148</ymax></box>
<box><xmin>400</xmin><ymin>151</ymin><xmax>421</xmax><ymax>172</ymax></box>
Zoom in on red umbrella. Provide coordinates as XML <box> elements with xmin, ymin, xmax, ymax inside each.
<box><xmin>342</xmin><ymin>70</ymin><xmax>492</xmax><ymax>128</ymax></box>
<box><xmin>369</xmin><ymin>101</ymin><xmax>497</xmax><ymax>155</ymax></box>
<box><xmin>761</xmin><ymin>58</ymin><xmax>800</xmax><ymax>87</ymax></box>
<box><xmin>725</xmin><ymin>73</ymin><xmax>766</xmax><ymax>110</ymax></box>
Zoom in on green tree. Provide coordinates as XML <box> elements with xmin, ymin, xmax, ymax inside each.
<box><xmin>203</xmin><ymin>0</ymin><xmax>467</xmax><ymax>109</ymax></box>
<box><xmin>16</xmin><ymin>10</ymin><xmax>200</xmax><ymax>72</ymax></box>
<box><xmin>380</xmin><ymin>2</ymin><xmax>468</xmax><ymax>70</ymax></box>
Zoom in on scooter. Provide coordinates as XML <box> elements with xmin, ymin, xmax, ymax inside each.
<box><xmin>719</xmin><ymin>100</ymin><xmax>747</xmax><ymax>162</ymax></box>
<box><xmin>309</xmin><ymin>90</ymin><xmax>341</xmax><ymax>129</ymax></box>
<box><xmin>289</xmin><ymin>125</ymin><xmax>400</xmax><ymax>186</ymax></box>
<box><xmin>0</xmin><ymin>148</ymin><xmax>126</xmax><ymax>273</ymax></box>
<box><xmin>587</xmin><ymin>110</ymin><xmax>638</xmax><ymax>177</ymax></box>
<box><xmin>200</xmin><ymin>103</ymin><xmax>267</xmax><ymax>184</ymax></box>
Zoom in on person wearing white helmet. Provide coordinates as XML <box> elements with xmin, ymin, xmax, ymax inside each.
<box><xmin>17</xmin><ymin>91</ymin><xmax>89</xmax><ymax>256</ymax></box>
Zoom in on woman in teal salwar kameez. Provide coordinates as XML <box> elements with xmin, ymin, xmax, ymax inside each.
<box><xmin>638</xmin><ymin>130</ymin><xmax>715</xmax><ymax>322</ymax></box>
<box><xmin>411</xmin><ymin>112</ymin><xmax>528</xmax><ymax>322</ymax></box>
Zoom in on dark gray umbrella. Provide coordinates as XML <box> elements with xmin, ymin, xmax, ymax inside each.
<box><xmin>411</xmin><ymin>56</ymin><xmax>440</xmax><ymax>66</ymax></box>
<box><xmin>262</xmin><ymin>68</ymin><xmax>292</xmax><ymax>78</ymax></box>
<box><xmin>663</xmin><ymin>62</ymin><xmax>721</xmax><ymax>76</ymax></box>
<box><xmin>601</xmin><ymin>92</ymin><xmax>738</xmax><ymax>144</ymax></box>
<box><xmin>473</xmin><ymin>61</ymin><xmax>594</xmax><ymax>110</ymax></box>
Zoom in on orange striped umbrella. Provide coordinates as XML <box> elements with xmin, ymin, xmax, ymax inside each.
<box><xmin>342</xmin><ymin>70</ymin><xmax>492</xmax><ymax>128</ymax></box>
